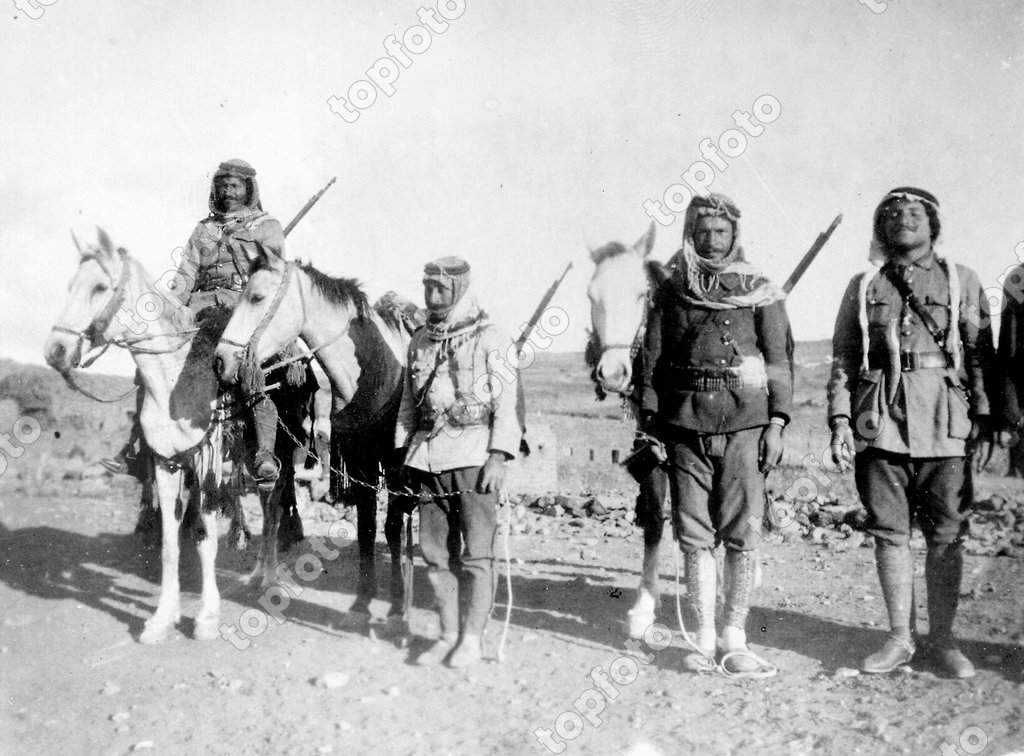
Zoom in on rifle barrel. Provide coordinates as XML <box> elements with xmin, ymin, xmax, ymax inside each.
<box><xmin>284</xmin><ymin>177</ymin><xmax>337</xmax><ymax>237</ymax></box>
<box><xmin>782</xmin><ymin>213</ymin><xmax>842</xmax><ymax>294</ymax></box>
<box><xmin>516</xmin><ymin>261</ymin><xmax>573</xmax><ymax>349</ymax></box>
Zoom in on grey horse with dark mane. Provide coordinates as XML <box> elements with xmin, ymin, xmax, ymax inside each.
<box><xmin>215</xmin><ymin>252</ymin><xmax>417</xmax><ymax>625</ymax></box>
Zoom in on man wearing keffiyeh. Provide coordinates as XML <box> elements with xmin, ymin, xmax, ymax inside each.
<box><xmin>828</xmin><ymin>187</ymin><xmax>995</xmax><ymax>678</ymax></box>
<box><xmin>101</xmin><ymin>160</ymin><xmax>294</xmax><ymax>487</ymax></box>
<box><xmin>640</xmin><ymin>193</ymin><xmax>794</xmax><ymax>674</ymax></box>
<box><xmin>395</xmin><ymin>257</ymin><xmax>521</xmax><ymax>669</ymax></box>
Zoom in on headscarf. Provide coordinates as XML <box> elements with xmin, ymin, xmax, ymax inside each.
<box><xmin>868</xmin><ymin>186</ymin><xmax>942</xmax><ymax>265</ymax></box>
<box><xmin>208</xmin><ymin>158</ymin><xmax>264</xmax><ymax>219</ymax></box>
<box><xmin>667</xmin><ymin>193</ymin><xmax>785</xmax><ymax>310</ymax></box>
<box><xmin>422</xmin><ymin>257</ymin><xmax>485</xmax><ymax>340</ymax></box>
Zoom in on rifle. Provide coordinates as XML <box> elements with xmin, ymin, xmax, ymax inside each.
<box><xmin>283</xmin><ymin>177</ymin><xmax>337</xmax><ymax>237</ymax></box>
<box><xmin>516</xmin><ymin>261</ymin><xmax>573</xmax><ymax>350</ymax></box>
<box><xmin>782</xmin><ymin>214</ymin><xmax>843</xmax><ymax>294</ymax></box>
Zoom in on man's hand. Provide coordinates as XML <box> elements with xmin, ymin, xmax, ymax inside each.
<box><xmin>477</xmin><ymin>451</ymin><xmax>509</xmax><ymax>494</ymax></box>
<box><xmin>829</xmin><ymin>416</ymin><xmax>856</xmax><ymax>472</ymax></box>
<box><xmin>997</xmin><ymin>429</ymin><xmax>1020</xmax><ymax>448</ymax></box>
<box><xmin>969</xmin><ymin>416</ymin><xmax>995</xmax><ymax>473</ymax></box>
<box><xmin>759</xmin><ymin>423</ymin><xmax>784</xmax><ymax>473</ymax></box>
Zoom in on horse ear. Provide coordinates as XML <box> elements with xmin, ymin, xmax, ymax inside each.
<box><xmin>96</xmin><ymin>227</ymin><xmax>114</xmax><ymax>255</ymax></box>
<box><xmin>263</xmin><ymin>249</ymin><xmax>286</xmax><ymax>271</ymax></box>
<box><xmin>633</xmin><ymin>221</ymin><xmax>656</xmax><ymax>258</ymax></box>
<box><xmin>70</xmin><ymin>230</ymin><xmax>83</xmax><ymax>255</ymax></box>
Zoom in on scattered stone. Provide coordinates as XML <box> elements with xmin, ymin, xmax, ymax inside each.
<box><xmin>110</xmin><ymin>711</ymin><xmax>131</xmax><ymax>723</ymax></box>
<box><xmin>131</xmin><ymin>742</ymin><xmax>155</xmax><ymax>751</ymax></box>
<box><xmin>315</xmin><ymin>672</ymin><xmax>350</xmax><ymax>689</ymax></box>
<box><xmin>115</xmin><ymin>725</ymin><xmax>130</xmax><ymax>735</ymax></box>
<box><xmin>834</xmin><ymin>667</ymin><xmax>860</xmax><ymax>678</ymax></box>
<box><xmin>386</xmin><ymin>686</ymin><xmax>400</xmax><ymax>697</ymax></box>
<box><xmin>101</xmin><ymin>683</ymin><xmax>121</xmax><ymax>696</ymax></box>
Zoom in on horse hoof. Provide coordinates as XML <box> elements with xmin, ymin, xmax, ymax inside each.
<box><xmin>627</xmin><ymin>609</ymin><xmax>655</xmax><ymax>640</ymax></box>
<box><xmin>338</xmin><ymin>610</ymin><xmax>372</xmax><ymax>632</ymax></box>
<box><xmin>194</xmin><ymin>617</ymin><xmax>221</xmax><ymax>642</ymax></box>
<box><xmin>380</xmin><ymin>614</ymin><xmax>410</xmax><ymax>638</ymax></box>
<box><xmin>139</xmin><ymin>617</ymin><xmax>177</xmax><ymax>644</ymax></box>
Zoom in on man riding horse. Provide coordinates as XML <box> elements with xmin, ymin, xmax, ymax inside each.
<box><xmin>101</xmin><ymin>159</ymin><xmax>305</xmax><ymax>488</ymax></box>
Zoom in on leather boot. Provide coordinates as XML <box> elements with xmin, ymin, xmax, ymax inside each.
<box><xmin>925</xmin><ymin>543</ymin><xmax>975</xmax><ymax>678</ymax></box>
<box><xmin>447</xmin><ymin>559</ymin><xmax>495</xmax><ymax>669</ymax></box>
<box><xmin>720</xmin><ymin>549</ymin><xmax>759</xmax><ymax>674</ymax></box>
<box><xmin>682</xmin><ymin>549</ymin><xmax>717</xmax><ymax>671</ymax></box>
<box><xmin>862</xmin><ymin>542</ymin><xmax>915</xmax><ymax>673</ymax></box>
<box><xmin>416</xmin><ymin>570</ymin><xmax>459</xmax><ymax>666</ymax></box>
<box><xmin>251</xmin><ymin>396</ymin><xmax>281</xmax><ymax>488</ymax></box>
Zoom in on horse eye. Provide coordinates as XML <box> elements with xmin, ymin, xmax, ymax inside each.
<box><xmin>93</xmin><ymin>283</ymin><xmax>108</xmax><ymax>295</ymax></box>
<box><xmin>251</xmin><ymin>293</ymin><xmax>264</xmax><ymax>304</ymax></box>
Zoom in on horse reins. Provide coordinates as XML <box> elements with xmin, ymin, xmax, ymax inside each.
<box><xmin>52</xmin><ymin>251</ymin><xmax>201</xmax><ymax>402</ymax></box>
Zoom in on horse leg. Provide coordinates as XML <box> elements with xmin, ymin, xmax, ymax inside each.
<box><xmin>348</xmin><ymin>484</ymin><xmax>377</xmax><ymax>616</ymax></box>
<box><xmin>260</xmin><ymin>481</ymin><xmax>284</xmax><ymax>590</ymax></box>
<box><xmin>629</xmin><ymin>468</ymin><xmax>669</xmax><ymax>639</ymax></box>
<box><xmin>247</xmin><ymin>482</ymin><xmax>278</xmax><ymax>587</ymax></box>
<box><xmin>194</xmin><ymin>508</ymin><xmax>221</xmax><ymax>640</ymax></box>
<box><xmin>276</xmin><ymin>463</ymin><xmax>304</xmax><ymax>553</ymax></box>
<box><xmin>140</xmin><ymin>465</ymin><xmax>183</xmax><ymax>644</ymax></box>
<box><xmin>384</xmin><ymin>495</ymin><xmax>407</xmax><ymax>626</ymax></box>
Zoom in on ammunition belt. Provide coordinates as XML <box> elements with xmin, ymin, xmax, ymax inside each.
<box><xmin>868</xmin><ymin>350</ymin><xmax>949</xmax><ymax>372</ymax></box>
<box><xmin>668</xmin><ymin>365</ymin><xmax>767</xmax><ymax>391</ymax></box>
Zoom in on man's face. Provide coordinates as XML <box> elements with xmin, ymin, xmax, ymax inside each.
<box><xmin>883</xmin><ymin>200</ymin><xmax>931</xmax><ymax>253</ymax></box>
<box><xmin>693</xmin><ymin>216</ymin><xmax>735</xmax><ymax>261</ymax></box>
<box><xmin>214</xmin><ymin>176</ymin><xmax>249</xmax><ymax>212</ymax></box>
<box><xmin>424</xmin><ymin>280</ymin><xmax>454</xmax><ymax>312</ymax></box>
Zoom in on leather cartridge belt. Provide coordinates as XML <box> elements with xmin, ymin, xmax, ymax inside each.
<box><xmin>195</xmin><ymin>264</ymin><xmax>247</xmax><ymax>293</ymax></box>
<box><xmin>668</xmin><ymin>364</ymin><xmax>767</xmax><ymax>392</ymax></box>
<box><xmin>868</xmin><ymin>350</ymin><xmax>949</xmax><ymax>372</ymax></box>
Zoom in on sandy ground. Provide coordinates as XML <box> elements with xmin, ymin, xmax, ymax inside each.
<box><xmin>2</xmin><ymin>470</ymin><xmax>1023</xmax><ymax>756</ymax></box>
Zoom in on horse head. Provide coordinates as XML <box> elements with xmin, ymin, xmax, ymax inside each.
<box><xmin>585</xmin><ymin>221</ymin><xmax>662</xmax><ymax>398</ymax></box>
<box><xmin>45</xmin><ymin>228</ymin><xmax>134</xmax><ymax>373</ymax></box>
<box><xmin>214</xmin><ymin>249</ymin><xmax>303</xmax><ymax>385</ymax></box>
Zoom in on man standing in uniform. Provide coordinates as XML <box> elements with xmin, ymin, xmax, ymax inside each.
<box><xmin>395</xmin><ymin>257</ymin><xmax>520</xmax><ymax>669</ymax></box>
<box><xmin>641</xmin><ymin>193</ymin><xmax>793</xmax><ymax>674</ymax></box>
<box><xmin>102</xmin><ymin>159</ymin><xmax>289</xmax><ymax>486</ymax></box>
<box><xmin>828</xmin><ymin>187</ymin><xmax>993</xmax><ymax>678</ymax></box>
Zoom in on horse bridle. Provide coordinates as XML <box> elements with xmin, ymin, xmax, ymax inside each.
<box><xmin>50</xmin><ymin>251</ymin><xmax>131</xmax><ymax>362</ymax></box>
<box><xmin>587</xmin><ymin>281</ymin><xmax>653</xmax><ymax>400</ymax></box>
<box><xmin>218</xmin><ymin>261</ymin><xmax>297</xmax><ymax>354</ymax></box>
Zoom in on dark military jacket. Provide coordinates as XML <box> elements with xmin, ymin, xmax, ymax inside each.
<box><xmin>641</xmin><ymin>271</ymin><xmax>794</xmax><ymax>434</ymax></box>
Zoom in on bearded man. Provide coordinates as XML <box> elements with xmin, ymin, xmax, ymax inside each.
<box><xmin>640</xmin><ymin>193</ymin><xmax>793</xmax><ymax>674</ymax></box>
<box><xmin>828</xmin><ymin>187</ymin><xmax>994</xmax><ymax>678</ymax></box>
<box><xmin>102</xmin><ymin>159</ymin><xmax>291</xmax><ymax>486</ymax></box>
<box><xmin>395</xmin><ymin>257</ymin><xmax>520</xmax><ymax>669</ymax></box>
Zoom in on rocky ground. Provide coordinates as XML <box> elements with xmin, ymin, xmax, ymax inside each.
<box><xmin>2</xmin><ymin>352</ymin><xmax>1024</xmax><ymax>755</ymax></box>
<box><xmin>1</xmin><ymin>468</ymin><xmax>1023</xmax><ymax>756</ymax></box>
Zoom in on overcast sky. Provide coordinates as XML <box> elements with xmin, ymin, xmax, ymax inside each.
<box><xmin>2</xmin><ymin>0</ymin><xmax>1022</xmax><ymax>374</ymax></box>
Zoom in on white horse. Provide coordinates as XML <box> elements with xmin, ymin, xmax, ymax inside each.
<box><xmin>213</xmin><ymin>251</ymin><xmax>415</xmax><ymax>622</ymax></box>
<box><xmin>585</xmin><ymin>222</ymin><xmax>674</xmax><ymax>638</ymax></box>
<box><xmin>44</xmin><ymin>229</ymin><xmax>228</xmax><ymax>643</ymax></box>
